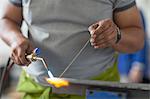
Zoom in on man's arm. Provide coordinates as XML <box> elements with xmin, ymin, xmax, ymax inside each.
<box><xmin>113</xmin><ymin>6</ymin><xmax>144</xmax><ymax>53</ymax></box>
<box><xmin>0</xmin><ymin>0</ymin><xmax>23</xmax><ymax>46</ymax></box>
<box><xmin>0</xmin><ymin>0</ymin><xmax>34</xmax><ymax>65</ymax></box>
<box><xmin>89</xmin><ymin>6</ymin><xmax>144</xmax><ymax>53</ymax></box>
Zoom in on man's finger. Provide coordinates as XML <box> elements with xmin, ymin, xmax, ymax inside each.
<box><xmin>10</xmin><ymin>53</ymin><xmax>15</xmax><ymax>62</ymax></box>
<box><xmin>26</xmin><ymin>44</ymin><xmax>34</xmax><ymax>55</ymax></box>
<box><xmin>88</xmin><ymin>23</ymin><xmax>99</xmax><ymax>35</ymax></box>
<box><xmin>95</xmin><ymin>26</ymin><xmax>115</xmax><ymax>43</ymax></box>
<box><xmin>94</xmin><ymin>42</ymin><xmax>110</xmax><ymax>49</ymax></box>
<box><xmin>11</xmin><ymin>49</ymin><xmax>22</xmax><ymax>65</ymax></box>
<box><xmin>19</xmin><ymin>56</ymin><xmax>30</xmax><ymax>66</ymax></box>
<box><xmin>91</xmin><ymin>26</ymin><xmax>114</xmax><ymax>45</ymax></box>
<box><xmin>94</xmin><ymin>34</ymin><xmax>116</xmax><ymax>47</ymax></box>
<box><xmin>13</xmin><ymin>53</ymin><xmax>22</xmax><ymax>65</ymax></box>
<box><xmin>18</xmin><ymin>48</ymin><xmax>30</xmax><ymax>65</ymax></box>
<box><xmin>94</xmin><ymin>19</ymin><xmax>112</xmax><ymax>36</ymax></box>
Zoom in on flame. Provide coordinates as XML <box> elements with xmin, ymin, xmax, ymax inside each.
<box><xmin>46</xmin><ymin>78</ymin><xmax>69</xmax><ymax>88</ymax></box>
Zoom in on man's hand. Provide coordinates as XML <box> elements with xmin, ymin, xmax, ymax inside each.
<box><xmin>10</xmin><ymin>36</ymin><xmax>34</xmax><ymax>66</ymax></box>
<box><xmin>88</xmin><ymin>19</ymin><xmax>118</xmax><ymax>49</ymax></box>
<box><xmin>0</xmin><ymin>0</ymin><xmax>34</xmax><ymax>66</ymax></box>
<box><xmin>89</xmin><ymin>6</ymin><xmax>144</xmax><ymax>53</ymax></box>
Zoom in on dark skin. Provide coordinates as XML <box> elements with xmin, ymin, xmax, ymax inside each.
<box><xmin>0</xmin><ymin>0</ymin><xmax>34</xmax><ymax>65</ymax></box>
<box><xmin>89</xmin><ymin>6</ymin><xmax>144</xmax><ymax>52</ymax></box>
<box><xmin>0</xmin><ymin>0</ymin><xmax>144</xmax><ymax>66</ymax></box>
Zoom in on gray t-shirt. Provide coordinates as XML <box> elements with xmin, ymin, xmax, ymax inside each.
<box><xmin>10</xmin><ymin>0</ymin><xmax>136</xmax><ymax>11</ymax></box>
<box><xmin>9</xmin><ymin>0</ymin><xmax>136</xmax><ymax>83</ymax></box>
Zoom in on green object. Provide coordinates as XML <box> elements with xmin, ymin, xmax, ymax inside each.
<box><xmin>17</xmin><ymin>63</ymin><xmax>119</xmax><ymax>99</ymax></box>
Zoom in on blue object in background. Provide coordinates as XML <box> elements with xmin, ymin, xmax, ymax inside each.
<box><xmin>86</xmin><ymin>90</ymin><xmax>126</xmax><ymax>99</ymax></box>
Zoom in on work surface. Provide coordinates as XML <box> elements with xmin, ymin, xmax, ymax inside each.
<box><xmin>38</xmin><ymin>77</ymin><xmax>150</xmax><ymax>98</ymax></box>
<box><xmin>39</xmin><ymin>77</ymin><xmax>149</xmax><ymax>91</ymax></box>
<box><xmin>66</xmin><ymin>78</ymin><xmax>150</xmax><ymax>91</ymax></box>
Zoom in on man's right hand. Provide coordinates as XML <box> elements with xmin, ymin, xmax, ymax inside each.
<box><xmin>10</xmin><ymin>36</ymin><xmax>34</xmax><ymax>66</ymax></box>
<box><xmin>0</xmin><ymin>0</ymin><xmax>33</xmax><ymax>66</ymax></box>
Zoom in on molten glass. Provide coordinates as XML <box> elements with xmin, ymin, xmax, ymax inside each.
<box><xmin>46</xmin><ymin>78</ymin><xmax>69</xmax><ymax>88</ymax></box>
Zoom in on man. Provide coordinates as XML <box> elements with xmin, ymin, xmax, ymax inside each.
<box><xmin>0</xmin><ymin>0</ymin><xmax>144</xmax><ymax>98</ymax></box>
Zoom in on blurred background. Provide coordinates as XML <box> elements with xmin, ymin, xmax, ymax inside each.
<box><xmin>118</xmin><ymin>0</ymin><xmax>150</xmax><ymax>84</ymax></box>
<box><xmin>0</xmin><ymin>0</ymin><xmax>150</xmax><ymax>99</ymax></box>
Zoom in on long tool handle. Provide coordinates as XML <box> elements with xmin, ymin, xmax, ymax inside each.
<box><xmin>34</xmin><ymin>57</ymin><xmax>54</xmax><ymax>78</ymax></box>
<box><xmin>26</xmin><ymin>48</ymin><xmax>54</xmax><ymax>78</ymax></box>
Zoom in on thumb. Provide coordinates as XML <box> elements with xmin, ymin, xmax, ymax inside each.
<box><xmin>88</xmin><ymin>23</ymin><xmax>99</xmax><ymax>35</ymax></box>
<box><xmin>26</xmin><ymin>43</ymin><xmax>35</xmax><ymax>55</ymax></box>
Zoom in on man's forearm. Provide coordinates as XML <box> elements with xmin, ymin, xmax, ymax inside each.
<box><xmin>0</xmin><ymin>18</ymin><xmax>24</xmax><ymax>47</ymax></box>
<box><xmin>112</xmin><ymin>27</ymin><xmax>144</xmax><ymax>53</ymax></box>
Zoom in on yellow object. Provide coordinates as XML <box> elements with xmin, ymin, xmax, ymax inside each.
<box><xmin>46</xmin><ymin>78</ymin><xmax>69</xmax><ymax>88</ymax></box>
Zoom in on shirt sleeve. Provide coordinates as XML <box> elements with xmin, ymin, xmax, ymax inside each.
<box><xmin>113</xmin><ymin>0</ymin><xmax>136</xmax><ymax>12</ymax></box>
<box><xmin>9</xmin><ymin>0</ymin><xmax>22</xmax><ymax>7</ymax></box>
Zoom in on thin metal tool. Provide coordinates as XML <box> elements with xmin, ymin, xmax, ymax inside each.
<box><xmin>29</xmin><ymin>38</ymin><xmax>89</xmax><ymax>79</ymax></box>
<box><xmin>27</xmin><ymin>48</ymin><xmax>54</xmax><ymax>78</ymax></box>
<box><xmin>59</xmin><ymin>39</ymin><xmax>90</xmax><ymax>77</ymax></box>
<box><xmin>34</xmin><ymin>57</ymin><xmax>54</xmax><ymax>78</ymax></box>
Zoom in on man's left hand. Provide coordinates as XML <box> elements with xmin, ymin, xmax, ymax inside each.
<box><xmin>88</xmin><ymin>19</ymin><xmax>118</xmax><ymax>49</ymax></box>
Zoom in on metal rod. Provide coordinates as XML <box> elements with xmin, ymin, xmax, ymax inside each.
<box><xmin>59</xmin><ymin>39</ymin><xmax>90</xmax><ymax>77</ymax></box>
<box><xmin>34</xmin><ymin>57</ymin><xmax>54</xmax><ymax>78</ymax></box>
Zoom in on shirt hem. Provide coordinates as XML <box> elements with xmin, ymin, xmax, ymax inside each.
<box><xmin>114</xmin><ymin>1</ymin><xmax>136</xmax><ymax>12</ymax></box>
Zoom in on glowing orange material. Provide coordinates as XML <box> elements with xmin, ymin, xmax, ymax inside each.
<box><xmin>46</xmin><ymin>78</ymin><xmax>69</xmax><ymax>88</ymax></box>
